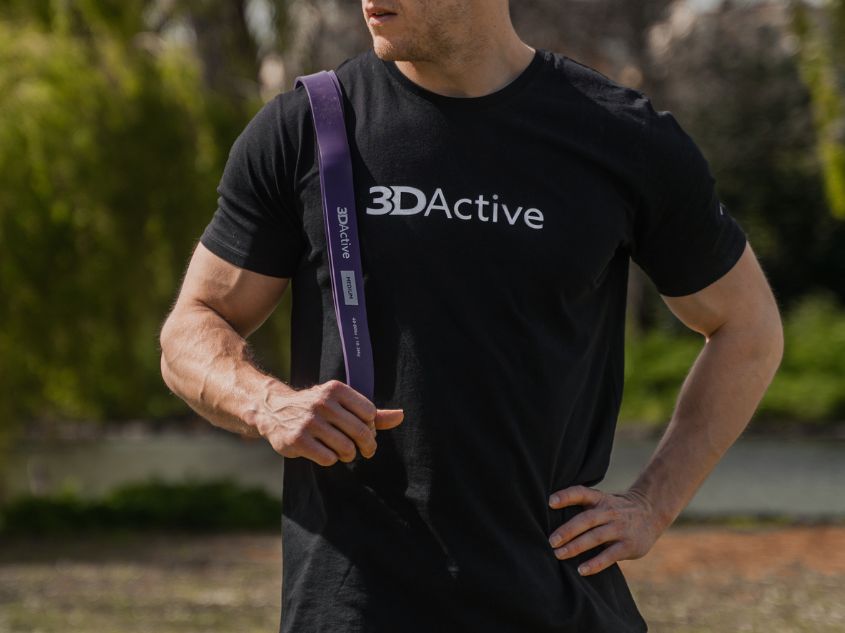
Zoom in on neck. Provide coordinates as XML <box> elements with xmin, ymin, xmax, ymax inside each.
<box><xmin>394</xmin><ymin>30</ymin><xmax>536</xmax><ymax>99</ymax></box>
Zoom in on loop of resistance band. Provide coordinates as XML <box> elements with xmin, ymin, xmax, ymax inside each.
<box><xmin>294</xmin><ymin>70</ymin><xmax>375</xmax><ymax>401</ymax></box>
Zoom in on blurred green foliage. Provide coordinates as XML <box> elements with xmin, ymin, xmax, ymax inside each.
<box><xmin>0</xmin><ymin>0</ymin><xmax>842</xmax><ymax>435</ymax></box>
<box><xmin>0</xmin><ymin>479</ymin><xmax>281</xmax><ymax>535</ymax></box>
<box><xmin>645</xmin><ymin>3</ymin><xmax>845</xmax><ymax>312</ymax></box>
<box><xmin>760</xmin><ymin>294</ymin><xmax>845</xmax><ymax>421</ymax></box>
<box><xmin>0</xmin><ymin>2</ymin><xmax>292</xmax><ymax>427</ymax></box>
<box><xmin>621</xmin><ymin>294</ymin><xmax>845</xmax><ymax>426</ymax></box>
<box><xmin>794</xmin><ymin>0</ymin><xmax>845</xmax><ymax>219</ymax></box>
<box><xmin>621</xmin><ymin>324</ymin><xmax>701</xmax><ymax>425</ymax></box>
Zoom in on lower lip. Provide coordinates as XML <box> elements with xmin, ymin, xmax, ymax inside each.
<box><xmin>368</xmin><ymin>13</ymin><xmax>397</xmax><ymax>26</ymax></box>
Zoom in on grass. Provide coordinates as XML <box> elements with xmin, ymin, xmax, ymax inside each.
<box><xmin>631</xmin><ymin>573</ymin><xmax>844</xmax><ymax>633</ymax></box>
<box><xmin>1</xmin><ymin>526</ymin><xmax>844</xmax><ymax>632</ymax></box>
<box><xmin>0</xmin><ymin>533</ymin><xmax>280</xmax><ymax>633</ymax></box>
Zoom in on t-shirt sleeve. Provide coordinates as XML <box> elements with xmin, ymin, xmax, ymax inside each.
<box><xmin>199</xmin><ymin>94</ymin><xmax>306</xmax><ymax>278</ymax></box>
<box><xmin>629</xmin><ymin>101</ymin><xmax>747</xmax><ymax>297</ymax></box>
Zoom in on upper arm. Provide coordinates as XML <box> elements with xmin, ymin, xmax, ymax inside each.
<box><xmin>168</xmin><ymin>90</ymin><xmax>306</xmax><ymax>338</ymax></box>
<box><xmin>171</xmin><ymin>241</ymin><xmax>290</xmax><ymax>339</ymax></box>
<box><xmin>624</xmin><ymin>100</ymin><xmax>781</xmax><ymax>344</ymax></box>
<box><xmin>197</xmin><ymin>91</ymin><xmax>306</xmax><ymax>279</ymax></box>
<box><xmin>660</xmin><ymin>242</ymin><xmax>782</xmax><ymax>342</ymax></box>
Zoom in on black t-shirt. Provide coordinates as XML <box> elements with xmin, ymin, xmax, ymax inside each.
<box><xmin>201</xmin><ymin>47</ymin><xmax>746</xmax><ymax>633</ymax></box>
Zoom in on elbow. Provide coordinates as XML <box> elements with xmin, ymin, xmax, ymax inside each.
<box><xmin>713</xmin><ymin>296</ymin><xmax>784</xmax><ymax>378</ymax></box>
<box><xmin>760</xmin><ymin>292</ymin><xmax>785</xmax><ymax>371</ymax></box>
<box><xmin>742</xmin><ymin>300</ymin><xmax>784</xmax><ymax>378</ymax></box>
<box><xmin>160</xmin><ymin>348</ymin><xmax>174</xmax><ymax>394</ymax></box>
<box><xmin>158</xmin><ymin>313</ymin><xmax>180</xmax><ymax>394</ymax></box>
<box><xmin>758</xmin><ymin>319</ymin><xmax>784</xmax><ymax>383</ymax></box>
<box><xmin>770</xmin><ymin>312</ymin><xmax>785</xmax><ymax>370</ymax></box>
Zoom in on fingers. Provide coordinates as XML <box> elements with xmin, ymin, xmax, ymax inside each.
<box><xmin>549</xmin><ymin>485</ymin><xmax>603</xmax><ymax>509</ymax></box>
<box><xmin>548</xmin><ymin>508</ymin><xmax>611</xmax><ymax>548</ymax></box>
<box><xmin>322</xmin><ymin>400</ymin><xmax>378</xmax><ymax>458</ymax></box>
<box><xmin>276</xmin><ymin>417</ymin><xmax>367</xmax><ymax>466</ymax></box>
<box><xmin>549</xmin><ymin>514</ymin><xmax>628</xmax><ymax>577</ymax></box>
<box><xmin>266</xmin><ymin>379</ymin><xmax>405</xmax><ymax>467</ymax></box>
<box><xmin>289</xmin><ymin>434</ymin><xmax>341</xmax><ymax>468</ymax></box>
<box><xmin>323</xmin><ymin>379</ymin><xmax>405</xmax><ymax>431</ymax></box>
<box><xmin>552</xmin><ymin>523</ymin><xmax>618</xmax><ymax>561</ymax></box>
<box><xmin>547</xmin><ymin>486</ymin><xmax>619</xmax><ymax>574</ymax></box>
<box><xmin>374</xmin><ymin>408</ymin><xmax>404</xmax><ymax>430</ymax></box>
<box><xmin>309</xmin><ymin>417</ymin><xmax>363</xmax><ymax>463</ymax></box>
<box><xmin>314</xmin><ymin>380</ymin><xmax>405</xmax><ymax>457</ymax></box>
<box><xmin>546</xmin><ymin>487</ymin><xmax>661</xmax><ymax>576</ymax></box>
<box><xmin>577</xmin><ymin>541</ymin><xmax>629</xmax><ymax>576</ymax></box>
<box><xmin>329</xmin><ymin>380</ymin><xmax>378</xmax><ymax>425</ymax></box>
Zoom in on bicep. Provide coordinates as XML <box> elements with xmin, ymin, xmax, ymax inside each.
<box><xmin>660</xmin><ymin>242</ymin><xmax>779</xmax><ymax>339</ymax></box>
<box><xmin>173</xmin><ymin>242</ymin><xmax>290</xmax><ymax>339</ymax></box>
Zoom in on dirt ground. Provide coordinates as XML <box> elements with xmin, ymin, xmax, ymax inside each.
<box><xmin>620</xmin><ymin>524</ymin><xmax>845</xmax><ymax>633</ymax></box>
<box><xmin>0</xmin><ymin>524</ymin><xmax>843</xmax><ymax>632</ymax></box>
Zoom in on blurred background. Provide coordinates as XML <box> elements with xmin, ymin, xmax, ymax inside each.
<box><xmin>0</xmin><ymin>0</ymin><xmax>843</xmax><ymax>631</ymax></box>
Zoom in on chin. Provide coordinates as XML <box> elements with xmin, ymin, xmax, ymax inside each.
<box><xmin>371</xmin><ymin>39</ymin><xmax>401</xmax><ymax>61</ymax></box>
<box><xmin>371</xmin><ymin>37</ymin><xmax>423</xmax><ymax>62</ymax></box>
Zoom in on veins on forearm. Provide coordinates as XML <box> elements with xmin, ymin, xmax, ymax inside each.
<box><xmin>165</xmin><ymin>309</ymin><xmax>267</xmax><ymax>435</ymax></box>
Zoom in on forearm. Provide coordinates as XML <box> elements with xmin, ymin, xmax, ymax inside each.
<box><xmin>159</xmin><ymin>303</ymin><xmax>294</xmax><ymax>437</ymax></box>
<box><xmin>627</xmin><ymin>316</ymin><xmax>783</xmax><ymax>530</ymax></box>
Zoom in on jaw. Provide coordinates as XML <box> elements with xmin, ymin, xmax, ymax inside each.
<box><xmin>370</xmin><ymin>32</ymin><xmax>428</xmax><ymax>62</ymax></box>
<box><xmin>366</xmin><ymin>2</ymin><xmax>471</xmax><ymax>63</ymax></box>
<box><xmin>365</xmin><ymin>5</ymin><xmax>442</xmax><ymax>62</ymax></box>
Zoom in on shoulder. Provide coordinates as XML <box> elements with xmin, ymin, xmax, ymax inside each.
<box><xmin>552</xmin><ymin>52</ymin><xmax>706</xmax><ymax>176</ymax></box>
<box><xmin>233</xmin><ymin>50</ymin><xmax>375</xmax><ymax>187</ymax></box>
<box><xmin>259</xmin><ymin>48</ymin><xmax>374</xmax><ymax>136</ymax></box>
<box><xmin>544</xmin><ymin>51</ymin><xmax>698</xmax><ymax>152</ymax></box>
<box><xmin>542</xmin><ymin>51</ymin><xmax>654</xmax><ymax>127</ymax></box>
<box><xmin>537</xmin><ymin>49</ymin><xmax>694</xmax><ymax>172</ymax></box>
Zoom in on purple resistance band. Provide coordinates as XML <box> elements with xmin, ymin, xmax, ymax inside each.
<box><xmin>294</xmin><ymin>70</ymin><xmax>375</xmax><ymax>401</ymax></box>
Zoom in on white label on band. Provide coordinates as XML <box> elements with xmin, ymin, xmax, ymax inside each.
<box><xmin>340</xmin><ymin>270</ymin><xmax>358</xmax><ymax>305</ymax></box>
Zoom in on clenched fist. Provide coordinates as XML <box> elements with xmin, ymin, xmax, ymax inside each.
<box><xmin>254</xmin><ymin>379</ymin><xmax>404</xmax><ymax>466</ymax></box>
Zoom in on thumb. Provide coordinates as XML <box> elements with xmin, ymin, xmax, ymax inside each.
<box><xmin>374</xmin><ymin>408</ymin><xmax>404</xmax><ymax>430</ymax></box>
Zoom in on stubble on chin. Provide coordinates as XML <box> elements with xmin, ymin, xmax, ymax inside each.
<box><xmin>369</xmin><ymin>10</ymin><xmax>461</xmax><ymax>63</ymax></box>
<box><xmin>371</xmin><ymin>34</ymin><xmax>433</xmax><ymax>63</ymax></box>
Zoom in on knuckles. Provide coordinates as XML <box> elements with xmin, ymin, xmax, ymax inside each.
<box><xmin>269</xmin><ymin>437</ymin><xmax>289</xmax><ymax>456</ymax></box>
<box><xmin>324</xmin><ymin>379</ymin><xmax>345</xmax><ymax>397</ymax></box>
<box><xmin>312</xmin><ymin>395</ymin><xmax>333</xmax><ymax>416</ymax></box>
<box><xmin>287</xmin><ymin>425</ymin><xmax>309</xmax><ymax>445</ymax></box>
<box><xmin>302</xmin><ymin>413</ymin><xmax>321</xmax><ymax>430</ymax></box>
<box><xmin>270</xmin><ymin>379</ymin><xmax>384</xmax><ymax>467</ymax></box>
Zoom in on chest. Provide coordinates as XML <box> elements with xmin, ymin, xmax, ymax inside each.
<box><xmin>299</xmin><ymin>106</ymin><xmax>635</xmax><ymax>299</ymax></box>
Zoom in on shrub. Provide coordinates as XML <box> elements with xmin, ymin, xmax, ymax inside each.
<box><xmin>619</xmin><ymin>294</ymin><xmax>845</xmax><ymax>426</ymax></box>
<box><xmin>0</xmin><ymin>479</ymin><xmax>282</xmax><ymax>535</ymax></box>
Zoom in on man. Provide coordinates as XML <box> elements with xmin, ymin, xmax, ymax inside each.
<box><xmin>159</xmin><ymin>1</ymin><xmax>783</xmax><ymax>631</ymax></box>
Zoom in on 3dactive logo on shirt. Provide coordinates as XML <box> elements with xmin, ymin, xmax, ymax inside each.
<box><xmin>365</xmin><ymin>186</ymin><xmax>545</xmax><ymax>230</ymax></box>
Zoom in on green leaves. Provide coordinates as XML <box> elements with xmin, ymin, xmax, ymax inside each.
<box><xmin>0</xmin><ymin>479</ymin><xmax>283</xmax><ymax>535</ymax></box>
<box><xmin>794</xmin><ymin>0</ymin><xmax>845</xmax><ymax>220</ymax></box>
<box><xmin>0</xmin><ymin>10</ymin><xmax>231</xmax><ymax>424</ymax></box>
<box><xmin>621</xmin><ymin>294</ymin><xmax>845</xmax><ymax>426</ymax></box>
